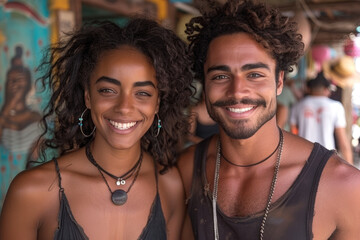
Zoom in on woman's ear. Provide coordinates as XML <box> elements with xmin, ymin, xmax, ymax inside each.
<box><xmin>155</xmin><ymin>97</ymin><xmax>160</xmax><ymax>114</ymax></box>
<box><xmin>84</xmin><ymin>88</ymin><xmax>91</xmax><ymax>109</ymax></box>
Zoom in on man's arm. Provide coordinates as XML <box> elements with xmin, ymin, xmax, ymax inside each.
<box><xmin>177</xmin><ymin>145</ymin><xmax>197</xmax><ymax>239</ymax></box>
<box><xmin>181</xmin><ymin>213</ymin><xmax>194</xmax><ymax>240</ymax></box>
<box><xmin>334</xmin><ymin>127</ymin><xmax>353</xmax><ymax>164</ymax></box>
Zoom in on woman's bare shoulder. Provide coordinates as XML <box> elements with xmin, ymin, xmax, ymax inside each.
<box><xmin>6</xmin><ymin>159</ymin><xmax>59</xmax><ymax>202</ymax></box>
<box><xmin>6</xmin><ymin>149</ymin><xmax>84</xmax><ymax>203</ymax></box>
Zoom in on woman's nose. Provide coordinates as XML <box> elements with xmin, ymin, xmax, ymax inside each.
<box><xmin>114</xmin><ymin>92</ymin><xmax>133</xmax><ymax>113</ymax></box>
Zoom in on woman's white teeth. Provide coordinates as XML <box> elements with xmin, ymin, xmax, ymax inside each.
<box><xmin>109</xmin><ymin>120</ymin><xmax>136</xmax><ymax>130</ymax></box>
<box><xmin>228</xmin><ymin>107</ymin><xmax>253</xmax><ymax>113</ymax></box>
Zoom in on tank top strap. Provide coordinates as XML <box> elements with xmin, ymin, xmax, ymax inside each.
<box><xmin>154</xmin><ymin>158</ymin><xmax>159</xmax><ymax>192</ymax></box>
<box><xmin>53</xmin><ymin>158</ymin><xmax>64</xmax><ymax>191</ymax></box>
<box><xmin>195</xmin><ymin>137</ymin><xmax>212</xmax><ymax>176</ymax></box>
<box><xmin>189</xmin><ymin>137</ymin><xmax>212</xmax><ymax>199</ymax></box>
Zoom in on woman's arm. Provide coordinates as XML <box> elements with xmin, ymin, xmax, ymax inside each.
<box><xmin>0</xmin><ymin>170</ymin><xmax>42</xmax><ymax>240</ymax></box>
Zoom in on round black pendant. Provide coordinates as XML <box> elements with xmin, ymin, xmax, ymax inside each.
<box><xmin>111</xmin><ymin>189</ymin><xmax>127</xmax><ymax>205</ymax></box>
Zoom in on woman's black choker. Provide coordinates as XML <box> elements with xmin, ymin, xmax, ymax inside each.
<box><xmin>220</xmin><ymin>127</ymin><xmax>283</xmax><ymax>167</ymax></box>
<box><xmin>86</xmin><ymin>144</ymin><xmax>142</xmax><ymax>185</ymax></box>
<box><xmin>85</xmin><ymin>145</ymin><xmax>143</xmax><ymax>205</ymax></box>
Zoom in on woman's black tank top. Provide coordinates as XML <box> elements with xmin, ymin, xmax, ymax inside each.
<box><xmin>53</xmin><ymin>158</ymin><xmax>167</xmax><ymax>240</ymax></box>
<box><xmin>187</xmin><ymin>138</ymin><xmax>334</xmax><ymax>240</ymax></box>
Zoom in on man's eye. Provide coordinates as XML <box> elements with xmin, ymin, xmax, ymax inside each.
<box><xmin>248</xmin><ymin>73</ymin><xmax>263</xmax><ymax>78</ymax></box>
<box><xmin>212</xmin><ymin>75</ymin><xmax>228</xmax><ymax>80</ymax></box>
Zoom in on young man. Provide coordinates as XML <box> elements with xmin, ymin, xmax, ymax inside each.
<box><xmin>290</xmin><ymin>72</ymin><xmax>353</xmax><ymax>164</ymax></box>
<box><xmin>177</xmin><ymin>0</ymin><xmax>360</xmax><ymax>239</ymax></box>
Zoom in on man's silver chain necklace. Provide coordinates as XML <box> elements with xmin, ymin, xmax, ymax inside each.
<box><xmin>212</xmin><ymin>129</ymin><xmax>284</xmax><ymax>240</ymax></box>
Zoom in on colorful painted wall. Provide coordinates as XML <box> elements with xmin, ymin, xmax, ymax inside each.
<box><xmin>0</xmin><ymin>0</ymin><xmax>50</xmax><ymax>209</ymax></box>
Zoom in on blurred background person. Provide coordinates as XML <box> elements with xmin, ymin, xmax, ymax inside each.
<box><xmin>0</xmin><ymin>64</ymin><xmax>42</xmax><ymax>210</ymax></box>
<box><xmin>187</xmin><ymin>88</ymin><xmax>219</xmax><ymax>146</ymax></box>
<box><xmin>276</xmin><ymin>77</ymin><xmax>303</xmax><ymax>131</ymax></box>
<box><xmin>325</xmin><ymin>56</ymin><xmax>360</xmax><ymax>150</ymax></box>
<box><xmin>290</xmin><ymin>71</ymin><xmax>353</xmax><ymax>164</ymax></box>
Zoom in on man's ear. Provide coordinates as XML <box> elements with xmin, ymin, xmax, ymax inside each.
<box><xmin>276</xmin><ymin>71</ymin><xmax>285</xmax><ymax>96</ymax></box>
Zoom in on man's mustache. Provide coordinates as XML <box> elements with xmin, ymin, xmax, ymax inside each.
<box><xmin>211</xmin><ymin>98</ymin><xmax>266</xmax><ymax>107</ymax></box>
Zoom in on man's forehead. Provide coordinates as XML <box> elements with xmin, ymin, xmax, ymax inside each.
<box><xmin>204</xmin><ymin>34</ymin><xmax>276</xmax><ymax>72</ymax></box>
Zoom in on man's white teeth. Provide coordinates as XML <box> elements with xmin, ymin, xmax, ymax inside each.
<box><xmin>228</xmin><ymin>107</ymin><xmax>253</xmax><ymax>113</ymax></box>
<box><xmin>109</xmin><ymin>120</ymin><xmax>136</xmax><ymax>130</ymax></box>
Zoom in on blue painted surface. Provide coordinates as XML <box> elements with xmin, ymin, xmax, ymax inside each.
<box><xmin>0</xmin><ymin>0</ymin><xmax>50</xmax><ymax>209</ymax></box>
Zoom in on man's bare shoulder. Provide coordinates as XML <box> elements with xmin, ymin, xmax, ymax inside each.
<box><xmin>158</xmin><ymin>165</ymin><xmax>185</xmax><ymax>215</ymax></box>
<box><xmin>158</xmin><ymin>164</ymin><xmax>184</xmax><ymax>200</ymax></box>
<box><xmin>322</xmin><ymin>153</ymin><xmax>360</xmax><ymax>193</ymax></box>
<box><xmin>178</xmin><ymin>144</ymin><xmax>197</xmax><ymax>170</ymax></box>
<box><xmin>177</xmin><ymin>144</ymin><xmax>198</xmax><ymax>197</ymax></box>
<box><xmin>313</xmin><ymin>154</ymin><xmax>360</xmax><ymax>239</ymax></box>
<box><xmin>322</xmin><ymin>153</ymin><xmax>360</xmax><ymax>205</ymax></box>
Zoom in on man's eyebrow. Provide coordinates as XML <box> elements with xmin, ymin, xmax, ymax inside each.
<box><xmin>241</xmin><ymin>63</ymin><xmax>270</xmax><ymax>71</ymax></box>
<box><xmin>207</xmin><ymin>65</ymin><xmax>231</xmax><ymax>73</ymax></box>
<box><xmin>95</xmin><ymin>76</ymin><xmax>120</xmax><ymax>85</ymax></box>
<box><xmin>206</xmin><ymin>63</ymin><xmax>270</xmax><ymax>74</ymax></box>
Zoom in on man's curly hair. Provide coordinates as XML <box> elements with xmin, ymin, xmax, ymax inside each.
<box><xmin>37</xmin><ymin>18</ymin><xmax>193</xmax><ymax>172</ymax></box>
<box><xmin>186</xmin><ymin>0</ymin><xmax>304</xmax><ymax>83</ymax></box>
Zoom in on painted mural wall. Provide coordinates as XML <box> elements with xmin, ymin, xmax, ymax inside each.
<box><xmin>0</xmin><ymin>0</ymin><xmax>50</xmax><ymax>209</ymax></box>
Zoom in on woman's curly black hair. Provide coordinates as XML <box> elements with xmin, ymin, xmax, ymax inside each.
<box><xmin>37</xmin><ymin>18</ymin><xmax>193</xmax><ymax>172</ymax></box>
<box><xmin>186</xmin><ymin>0</ymin><xmax>304</xmax><ymax>83</ymax></box>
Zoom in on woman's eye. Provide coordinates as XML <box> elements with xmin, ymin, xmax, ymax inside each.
<box><xmin>98</xmin><ymin>88</ymin><xmax>115</xmax><ymax>94</ymax></box>
<box><xmin>136</xmin><ymin>91</ymin><xmax>152</xmax><ymax>97</ymax></box>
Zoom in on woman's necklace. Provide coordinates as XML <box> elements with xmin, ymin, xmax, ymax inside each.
<box><xmin>85</xmin><ymin>145</ymin><xmax>143</xmax><ymax>206</ymax></box>
<box><xmin>212</xmin><ymin>128</ymin><xmax>284</xmax><ymax>240</ymax></box>
<box><xmin>86</xmin><ymin>144</ymin><xmax>142</xmax><ymax>186</ymax></box>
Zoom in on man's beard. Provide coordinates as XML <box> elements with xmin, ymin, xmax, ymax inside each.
<box><xmin>206</xmin><ymin>97</ymin><xmax>276</xmax><ymax>139</ymax></box>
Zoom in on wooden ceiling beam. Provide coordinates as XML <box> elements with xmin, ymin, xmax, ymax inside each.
<box><xmin>277</xmin><ymin>1</ymin><xmax>360</xmax><ymax>12</ymax></box>
<box><xmin>312</xmin><ymin>31</ymin><xmax>351</xmax><ymax>44</ymax></box>
<box><xmin>81</xmin><ymin>0</ymin><xmax>156</xmax><ymax>17</ymax></box>
<box><xmin>315</xmin><ymin>15</ymin><xmax>360</xmax><ymax>23</ymax></box>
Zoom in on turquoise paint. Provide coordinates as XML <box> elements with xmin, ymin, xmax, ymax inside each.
<box><xmin>0</xmin><ymin>0</ymin><xmax>50</xmax><ymax>210</ymax></box>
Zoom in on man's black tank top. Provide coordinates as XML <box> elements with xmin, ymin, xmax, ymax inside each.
<box><xmin>53</xmin><ymin>158</ymin><xmax>167</xmax><ymax>240</ymax></box>
<box><xmin>187</xmin><ymin>138</ymin><xmax>334</xmax><ymax>240</ymax></box>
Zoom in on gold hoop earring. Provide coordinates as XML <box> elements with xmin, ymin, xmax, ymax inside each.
<box><xmin>78</xmin><ymin>108</ymin><xmax>96</xmax><ymax>138</ymax></box>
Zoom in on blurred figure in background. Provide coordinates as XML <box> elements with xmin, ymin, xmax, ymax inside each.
<box><xmin>276</xmin><ymin>78</ymin><xmax>303</xmax><ymax>131</ymax></box>
<box><xmin>0</xmin><ymin>63</ymin><xmax>42</xmax><ymax>210</ymax></box>
<box><xmin>187</xmin><ymin>89</ymin><xmax>219</xmax><ymax>145</ymax></box>
<box><xmin>325</xmin><ymin>56</ymin><xmax>359</xmax><ymax>149</ymax></box>
<box><xmin>290</xmin><ymin>71</ymin><xmax>353</xmax><ymax>164</ymax></box>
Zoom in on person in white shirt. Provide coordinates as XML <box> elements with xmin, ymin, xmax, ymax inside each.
<box><xmin>290</xmin><ymin>71</ymin><xmax>353</xmax><ymax>164</ymax></box>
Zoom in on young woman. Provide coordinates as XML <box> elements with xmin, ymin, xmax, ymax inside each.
<box><xmin>0</xmin><ymin>18</ymin><xmax>193</xmax><ymax>240</ymax></box>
